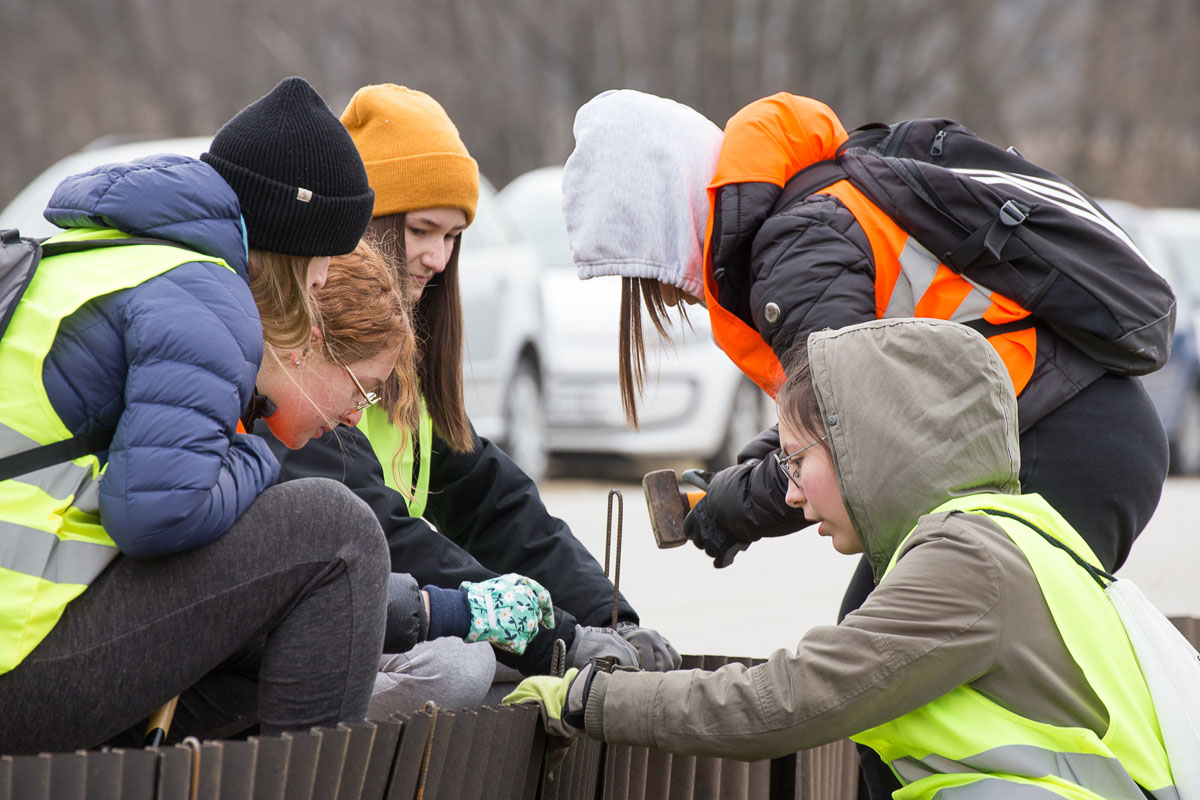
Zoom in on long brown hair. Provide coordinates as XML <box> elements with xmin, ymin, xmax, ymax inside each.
<box><xmin>368</xmin><ymin>213</ymin><xmax>472</xmax><ymax>453</ymax></box>
<box><xmin>311</xmin><ymin>237</ymin><xmax>421</xmax><ymax>481</ymax></box>
<box><xmin>248</xmin><ymin>249</ymin><xmax>322</xmax><ymax>351</ymax></box>
<box><xmin>618</xmin><ymin>277</ymin><xmax>690</xmax><ymax>429</ymax></box>
<box><xmin>777</xmin><ymin>339</ymin><xmax>829</xmax><ymax>454</ymax></box>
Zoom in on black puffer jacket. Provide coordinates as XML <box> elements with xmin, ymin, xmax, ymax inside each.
<box><xmin>256</xmin><ymin>420</ymin><xmax>637</xmax><ymax>674</ymax></box>
<box><xmin>704</xmin><ymin>95</ymin><xmax>1105</xmax><ymax>543</ymax></box>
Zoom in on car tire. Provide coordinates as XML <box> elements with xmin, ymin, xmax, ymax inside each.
<box><xmin>502</xmin><ymin>358</ymin><xmax>548</xmax><ymax>483</ymax></box>
<box><xmin>707</xmin><ymin>378</ymin><xmax>767</xmax><ymax>471</ymax></box>
<box><xmin>1169</xmin><ymin>387</ymin><xmax>1200</xmax><ymax>476</ymax></box>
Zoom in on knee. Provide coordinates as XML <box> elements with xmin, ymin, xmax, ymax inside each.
<box><xmin>259</xmin><ymin>478</ymin><xmax>388</xmax><ymax>569</ymax></box>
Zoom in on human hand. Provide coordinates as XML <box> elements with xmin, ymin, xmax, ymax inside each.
<box><xmin>615</xmin><ymin>622</ymin><xmax>681</xmax><ymax>670</ymax></box>
<box><xmin>502</xmin><ymin>663</ymin><xmax>597</xmax><ymax>739</ymax></box>
<box><xmin>683</xmin><ymin>496</ymin><xmax>749</xmax><ymax>568</ymax></box>
<box><xmin>566</xmin><ymin>624</ymin><xmax>640</xmax><ymax>670</ymax></box>
<box><xmin>461</xmin><ymin>574</ymin><xmax>555</xmax><ymax>654</ymax></box>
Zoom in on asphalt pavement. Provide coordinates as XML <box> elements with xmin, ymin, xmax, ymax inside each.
<box><xmin>537</xmin><ymin>476</ymin><xmax>1200</xmax><ymax>660</ymax></box>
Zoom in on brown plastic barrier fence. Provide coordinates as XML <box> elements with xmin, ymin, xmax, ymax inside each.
<box><xmin>4</xmin><ymin>624</ymin><xmax>1199</xmax><ymax>800</ymax></box>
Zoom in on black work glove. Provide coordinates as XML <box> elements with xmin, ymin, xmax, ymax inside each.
<box><xmin>683</xmin><ymin>495</ymin><xmax>749</xmax><ymax>568</ymax></box>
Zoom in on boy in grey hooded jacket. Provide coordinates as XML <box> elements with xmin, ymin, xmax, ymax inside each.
<box><xmin>505</xmin><ymin>318</ymin><xmax>1174</xmax><ymax>798</ymax></box>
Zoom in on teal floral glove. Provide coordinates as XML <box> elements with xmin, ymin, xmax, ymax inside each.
<box><xmin>461</xmin><ymin>574</ymin><xmax>555</xmax><ymax>654</ymax></box>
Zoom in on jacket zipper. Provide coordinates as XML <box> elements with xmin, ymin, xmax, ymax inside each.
<box><xmin>931</xmin><ymin>129</ymin><xmax>946</xmax><ymax>158</ymax></box>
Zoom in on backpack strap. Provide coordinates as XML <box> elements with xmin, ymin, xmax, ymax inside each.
<box><xmin>768</xmin><ymin>161</ymin><xmax>848</xmax><ymax>217</ymax></box>
<box><xmin>39</xmin><ymin>236</ymin><xmax>198</xmax><ymax>258</ymax></box>
<box><xmin>0</xmin><ymin>427</ymin><xmax>114</xmax><ymax>483</ymax></box>
<box><xmin>980</xmin><ymin>508</ymin><xmax>1116</xmax><ymax>589</ymax></box>
<box><xmin>943</xmin><ymin>198</ymin><xmax>1033</xmax><ymax>270</ymax></box>
<box><xmin>767</xmin><ymin>124</ymin><xmax>892</xmax><ymax>218</ymax></box>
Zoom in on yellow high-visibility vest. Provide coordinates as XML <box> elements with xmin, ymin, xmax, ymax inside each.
<box><xmin>852</xmin><ymin>492</ymin><xmax>1174</xmax><ymax>799</ymax></box>
<box><xmin>0</xmin><ymin>228</ymin><xmax>229</xmax><ymax>674</ymax></box>
<box><xmin>357</xmin><ymin>399</ymin><xmax>432</xmax><ymax>518</ymax></box>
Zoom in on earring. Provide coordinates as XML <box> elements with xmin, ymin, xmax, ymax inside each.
<box><xmin>292</xmin><ymin>356</ymin><xmax>302</xmax><ymax>367</ymax></box>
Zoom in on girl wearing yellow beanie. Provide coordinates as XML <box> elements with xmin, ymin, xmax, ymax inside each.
<box><xmin>262</xmin><ymin>83</ymin><xmax>678</xmax><ymax>717</ymax></box>
<box><xmin>340</xmin><ymin>83</ymin><xmax>480</xmax><ymax>454</ymax></box>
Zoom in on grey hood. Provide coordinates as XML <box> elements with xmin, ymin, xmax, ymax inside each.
<box><xmin>562</xmin><ymin>89</ymin><xmax>722</xmax><ymax>300</ymax></box>
<box><xmin>808</xmin><ymin>319</ymin><xmax>1022</xmax><ymax>580</ymax></box>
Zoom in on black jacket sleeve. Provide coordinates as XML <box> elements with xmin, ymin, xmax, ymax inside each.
<box><xmin>700</xmin><ymin>195</ymin><xmax>876</xmax><ymax>543</ymax></box>
<box><xmin>704</xmin><ymin>425</ymin><xmax>813</xmax><ymax>542</ymax></box>
<box><xmin>422</xmin><ymin>425</ymin><xmax>637</xmax><ymax>629</ymax></box>
<box><xmin>255</xmin><ymin>421</ymin><xmax>502</xmax><ymax>588</ymax></box>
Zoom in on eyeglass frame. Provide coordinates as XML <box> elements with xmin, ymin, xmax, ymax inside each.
<box><xmin>338</xmin><ymin>360</ymin><xmax>381</xmax><ymax>413</ymax></box>
<box><xmin>776</xmin><ymin>435</ymin><xmax>829</xmax><ymax>490</ymax></box>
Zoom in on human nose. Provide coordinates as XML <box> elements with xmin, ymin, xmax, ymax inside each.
<box><xmin>784</xmin><ymin>478</ymin><xmax>805</xmax><ymax>508</ymax></box>
<box><xmin>420</xmin><ymin>241</ymin><xmax>449</xmax><ymax>273</ymax></box>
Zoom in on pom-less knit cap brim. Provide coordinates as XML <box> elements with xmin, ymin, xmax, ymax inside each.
<box><xmin>202</xmin><ymin>76</ymin><xmax>375</xmax><ymax>257</ymax></box>
<box><xmin>341</xmin><ymin>84</ymin><xmax>479</xmax><ymax>225</ymax></box>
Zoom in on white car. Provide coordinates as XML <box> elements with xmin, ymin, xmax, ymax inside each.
<box><xmin>498</xmin><ymin>166</ymin><xmax>772</xmax><ymax>475</ymax></box>
<box><xmin>1101</xmin><ymin>199</ymin><xmax>1200</xmax><ymax>475</ymax></box>
<box><xmin>0</xmin><ymin>136</ymin><xmax>549</xmax><ymax>480</ymax></box>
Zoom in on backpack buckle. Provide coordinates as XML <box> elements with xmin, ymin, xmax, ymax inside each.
<box><xmin>999</xmin><ymin>199</ymin><xmax>1029</xmax><ymax>226</ymax></box>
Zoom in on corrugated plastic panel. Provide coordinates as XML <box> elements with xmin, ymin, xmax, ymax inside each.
<box><xmin>356</xmin><ymin>720</ymin><xmax>401</xmax><ymax>800</ymax></box>
<box><xmin>9</xmin><ymin>753</ymin><xmax>51</xmax><ymax>800</ymax></box>
<box><xmin>214</xmin><ymin>740</ymin><xmax>257</xmax><ymax>800</ymax></box>
<box><xmin>385</xmin><ymin>709</ymin><xmax>431</xmax><ymax>800</ymax></box>
<box><xmin>46</xmin><ymin>752</ymin><xmax>85</xmax><ymax>800</ymax></box>
<box><xmin>335</xmin><ymin>722</ymin><xmax>376</xmax><ymax>800</ymax></box>
<box><xmin>281</xmin><ymin>730</ymin><xmax>322</xmax><ymax>800</ymax></box>
<box><xmin>152</xmin><ymin>745</ymin><xmax>192</xmax><ymax>800</ymax></box>
<box><xmin>248</xmin><ymin>734</ymin><xmax>291</xmax><ymax>800</ymax></box>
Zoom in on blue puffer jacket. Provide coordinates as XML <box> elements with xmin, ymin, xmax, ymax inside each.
<box><xmin>39</xmin><ymin>154</ymin><xmax>279</xmax><ymax>558</ymax></box>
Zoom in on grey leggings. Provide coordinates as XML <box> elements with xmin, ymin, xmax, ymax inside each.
<box><xmin>0</xmin><ymin>477</ymin><xmax>388</xmax><ymax>754</ymax></box>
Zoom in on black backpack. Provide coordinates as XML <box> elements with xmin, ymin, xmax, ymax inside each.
<box><xmin>770</xmin><ymin>118</ymin><xmax>1176</xmax><ymax>376</ymax></box>
<box><xmin>0</xmin><ymin>229</ymin><xmax>193</xmax><ymax>481</ymax></box>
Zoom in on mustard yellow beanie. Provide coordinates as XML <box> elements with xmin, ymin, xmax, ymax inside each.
<box><xmin>341</xmin><ymin>84</ymin><xmax>479</xmax><ymax>225</ymax></box>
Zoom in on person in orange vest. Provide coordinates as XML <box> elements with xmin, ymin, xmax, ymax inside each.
<box><xmin>561</xmin><ymin>90</ymin><xmax>1168</xmax><ymax>797</ymax></box>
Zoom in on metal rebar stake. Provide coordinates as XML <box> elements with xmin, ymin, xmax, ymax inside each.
<box><xmin>604</xmin><ymin>489</ymin><xmax>624</xmax><ymax>629</ymax></box>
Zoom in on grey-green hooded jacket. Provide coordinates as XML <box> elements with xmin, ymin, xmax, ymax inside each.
<box><xmin>583</xmin><ymin>318</ymin><xmax>1112</xmax><ymax>759</ymax></box>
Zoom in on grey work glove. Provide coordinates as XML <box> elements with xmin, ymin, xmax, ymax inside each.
<box><xmin>502</xmin><ymin>662</ymin><xmax>597</xmax><ymax>739</ymax></box>
<box><xmin>565</xmin><ymin>624</ymin><xmax>640</xmax><ymax>670</ymax></box>
<box><xmin>684</xmin><ymin>495</ymin><xmax>749</xmax><ymax>568</ymax></box>
<box><xmin>616</xmin><ymin>621</ymin><xmax>681</xmax><ymax>671</ymax></box>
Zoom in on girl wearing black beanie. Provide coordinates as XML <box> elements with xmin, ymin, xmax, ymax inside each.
<box><xmin>0</xmin><ymin>77</ymin><xmax>394</xmax><ymax>753</ymax></box>
<box><xmin>202</xmin><ymin>76</ymin><xmax>376</xmax><ymax>351</ymax></box>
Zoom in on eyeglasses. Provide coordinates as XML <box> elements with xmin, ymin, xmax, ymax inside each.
<box><xmin>339</xmin><ymin>360</ymin><xmax>380</xmax><ymax>413</ymax></box>
<box><xmin>776</xmin><ymin>436</ymin><xmax>828</xmax><ymax>490</ymax></box>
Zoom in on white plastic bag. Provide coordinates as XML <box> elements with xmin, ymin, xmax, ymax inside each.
<box><xmin>1107</xmin><ymin>578</ymin><xmax>1200</xmax><ymax>796</ymax></box>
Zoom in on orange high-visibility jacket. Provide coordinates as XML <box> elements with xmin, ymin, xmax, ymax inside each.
<box><xmin>702</xmin><ymin>94</ymin><xmax>1103</xmax><ymax>427</ymax></box>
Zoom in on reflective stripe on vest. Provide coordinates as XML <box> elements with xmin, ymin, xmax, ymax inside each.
<box><xmin>819</xmin><ymin>179</ymin><xmax>1037</xmax><ymax>396</ymax></box>
<box><xmin>357</xmin><ymin>398</ymin><xmax>432</xmax><ymax>518</ymax></box>
<box><xmin>703</xmin><ymin>180</ymin><xmax>1037</xmax><ymax>399</ymax></box>
<box><xmin>851</xmin><ymin>493</ymin><xmax>1175</xmax><ymax>799</ymax></box>
<box><xmin>0</xmin><ymin>227</ymin><xmax>231</xmax><ymax>674</ymax></box>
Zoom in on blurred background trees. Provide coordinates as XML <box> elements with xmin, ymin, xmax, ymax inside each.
<box><xmin>2</xmin><ymin>0</ymin><xmax>1197</xmax><ymax>208</ymax></box>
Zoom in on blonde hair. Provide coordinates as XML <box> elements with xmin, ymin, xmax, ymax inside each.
<box><xmin>248</xmin><ymin>249</ymin><xmax>322</xmax><ymax>351</ymax></box>
<box><xmin>311</xmin><ymin>237</ymin><xmax>421</xmax><ymax>484</ymax></box>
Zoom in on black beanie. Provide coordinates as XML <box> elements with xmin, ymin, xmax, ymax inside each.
<box><xmin>201</xmin><ymin>77</ymin><xmax>374</xmax><ymax>257</ymax></box>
